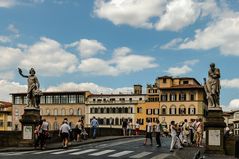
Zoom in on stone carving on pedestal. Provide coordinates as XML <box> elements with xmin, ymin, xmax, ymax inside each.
<box><xmin>18</xmin><ymin>68</ymin><xmax>42</xmax><ymax>108</ymax></box>
<box><xmin>204</xmin><ymin>63</ymin><xmax>226</xmax><ymax>155</ymax></box>
<box><xmin>18</xmin><ymin>67</ymin><xmax>42</xmax><ymax>146</ymax></box>
<box><xmin>204</xmin><ymin>63</ymin><xmax>221</xmax><ymax>109</ymax></box>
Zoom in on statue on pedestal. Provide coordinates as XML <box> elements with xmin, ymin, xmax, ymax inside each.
<box><xmin>204</xmin><ymin>63</ymin><xmax>221</xmax><ymax>108</ymax></box>
<box><xmin>18</xmin><ymin>68</ymin><xmax>42</xmax><ymax>108</ymax></box>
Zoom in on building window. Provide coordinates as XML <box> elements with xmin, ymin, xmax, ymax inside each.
<box><xmin>40</xmin><ymin>96</ymin><xmax>46</xmax><ymax>104</ymax></box>
<box><xmin>69</xmin><ymin>108</ymin><xmax>74</xmax><ymax>115</ymax></box>
<box><xmin>77</xmin><ymin>108</ymin><xmax>81</xmax><ymax>115</ymax></box>
<box><xmin>146</xmin><ymin>109</ymin><xmax>152</xmax><ymax>115</ymax></box>
<box><xmin>179</xmin><ymin>106</ymin><xmax>186</xmax><ymax>114</ymax></box>
<box><xmin>69</xmin><ymin>95</ymin><xmax>76</xmax><ymax>103</ymax></box>
<box><xmin>7</xmin><ymin>122</ymin><xmax>12</xmax><ymax>127</ymax></box>
<box><xmin>190</xmin><ymin>94</ymin><xmax>195</xmax><ymax>101</ymax></box>
<box><xmin>161</xmin><ymin>94</ymin><xmax>167</xmax><ymax>101</ymax></box>
<box><xmin>46</xmin><ymin>96</ymin><xmax>53</xmax><ymax>104</ymax></box>
<box><xmin>54</xmin><ymin>109</ymin><xmax>58</xmax><ymax>116</ymax></box>
<box><xmin>189</xmin><ymin>106</ymin><xmax>196</xmax><ymax>114</ymax></box>
<box><xmin>163</xmin><ymin>78</ymin><xmax>167</xmax><ymax>83</ymax></box>
<box><xmin>162</xmin><ymin>106</ymin><xmax>167</xmax><ymax>115</ymax></box>
<box><xmin>61</xmin><ymin>109</ymin><xmax>66</xmax><ymax>116</ymax></box>
<box><xmin>23</xmin><ymin>96</ymin><xmax>27</xmax><ymax>104</ymax></box>
<box><xmin>179</xmin><ymin>93</ymin><xmax>186</xmax><ymax>101</ymax></box>
<box><xmin>46</xmin><ymin>109</ymin><xmax>50</xmax><ymax>115</ymax></box>
<box><xmin>154</xmin><ymin>109</ymin><xmax>159</xmax><ymax>115</ymax></box>
<box><xmin>170</xmin><ymin>94</ymin><xmax>177</xmax><ymax>101</ymax></box>
<box><xmin>137</xmin><ymin>107</ymin><xmax>142</xmax><ymax>113</ymax></box>
<box><xmin>183</xmin><ymin>80</ymin><xmax>189</xmax><ymax>84</ymax></box>
<box><xmin>53</xmin><ymin>95</ymin><xmax>60</xmax><ymax>104</ymax></box>
<box><xmin>78</xmin><ymin>95</ymin><xmax>85</xmax><ymax>103</ymax></box>
<box><xmin>61</xmin><ymin>95</ymin><xmax>68</xmax><ymax>104</ymax></box>
<box><xmin>170</xmin><ymin>106</ymin><xmax>176</xmax><ymax>115</ymax></box>
<box><xmin>129</xmin><ymin>98</ymin><xmax>132</xmax><ymax>102</ymax></box>
<box><xmin>139</xmin><ymin>98</ymin><xmax>142</xmax><ymax>101</ymax></box>
<box><xmin>0</xmin><ymin>120</ymin><xmax>3</xmax><ymax>127</ymax></box>
<box><xmin>14</xmin><ymin>96</ymin><xmax>22</xmax><ymax>104</ymax></box>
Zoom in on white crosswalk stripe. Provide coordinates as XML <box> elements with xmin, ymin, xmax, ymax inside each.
<box><xmin>89</xmin><ymin>149</ymin><xmax>115</xmax><ymax>156</ymax></box>
<box><xmin>51</xmin><ymin>149</ymin><xmax>80</xmax><ymax>154</ymax></box>
<box><xmin>108</xmin><ymin>150</ymin><xmax>134</xmax><ymax>157</ymax></box>
<box><xmin>70</xmin><ymin>149</ymin><xmax>97</xmax><ymax>155</ymax></box>
<box><xmin>130</xmin><ymin>151</ymin><xmax>152</xmax><ymax>158</ymax></box>
<box><xmin>33</xmin><ymin>149</ymin><xmax>61</xmax><ymax>154</ymax></box>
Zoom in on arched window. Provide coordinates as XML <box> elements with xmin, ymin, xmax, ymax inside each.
<box><xmin>77</xmin><ymin>108</ymin><xmax>81</xmax><ymax>115</ymax></box>
<box><xmin>53</xmin><ymin>121</ymin><xmax>58</xmax><ymax>130</ymax></box>
<box><xmin>61</xmin><ymin>108</ymin><xmax>66</xmax><ymax>116</ymax></box>
<box><xmin>125</xmin><ymin>108</ymin><xmax>128</xmax><ymax>113</ymax></box>
<box><xmin>46</xmin><ymin>109</ymin><xmax>50</xmax><ymax>115</ymax></box>
<box><xmin>161</xmin><ymin>105</ymin><xmax>167</xmax><ymax>115</ymax></box>
<box><xmin>170</xmin><ymin>93</ymin><xmax>177</xmax><ymax>101</ymax></box>
<box><xmin>98</xmin><ymin>107</ymin><xmax>101</xmax><ymax>113</ymax></box>
<box><xmin>101</xmin><ymin>108</ymin><xmax>104</xmax><ymax>113</ymax></box>
<box><xmin>54</xmin><ymin>108</ymin><xmax>58</xmax><ymax>116</ymax></box>
<box><xmin>107</xmin><ymin>108</ymin><xmax>110</xmax><ymax>113</ymax></box>
<box><xmin>104</xmin><ymin>108</ymin><xmax>107</xmax><ymax>113</ymax></box>
<box><xmin>112</xmin><ymin>108</ymin><xmax>116</xmax><ymax>113</ymax></box>
<box><xmin>188</xmin><ymin>105</ymin><xmax>196</xmax><ymax>115</ymax></box>
<box><xmin>115</xmin><ymin>108</ymin><xmax>119</xmax><ymax>113</ymax></box>
<box><xmin>103</xmin><ymin>118</ymin><xmax>107</xmax><ymax>125</ymax></box>
<box><xmin>119</xmin><ymin>108</ymin><xmax>122</xmax><ymax>113</ymax></box>
<box><xmin>94</xmin><ymin>108</ymin><xmax>98</xmax><ymax>113</ymax></box>
<box><xmin>109</xmin><ymin>108</ymin><xmax>113</xmax><ymax>113</ymax></box>
<box><xmin>115</xmin><ymin>118</ymin><xmax>119</xmax><ymax>125</ymax></box>
<box><xmin>179</xmin><ymin>105</ymin><xmax>186</xmax><ymax>114</ymax></box>
<box><xmin>170</xmin><ymin>105</ymin><xmax>176</xmax><ymax>115</ymax></box>
<box><xmin>69</xmin><ymin>108</ymin><xmax>74</xmax><ymax>115</ymax></box>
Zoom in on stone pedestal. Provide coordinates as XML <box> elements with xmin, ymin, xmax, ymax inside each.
<box><xmin>205</xmin><ymin>107</ymin><xmax>226</xmax><ymax>154</ymax></box>
<box><xmin>19</xmin><ymin>108</ymin><xmax>41</xmax><ymax>146</ymax></box>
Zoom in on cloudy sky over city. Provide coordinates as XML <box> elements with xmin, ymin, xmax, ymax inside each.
<box><xmin>0</xmin><ymin>0</ymin><xmax>239</xmax><ymax>111</ymax></box>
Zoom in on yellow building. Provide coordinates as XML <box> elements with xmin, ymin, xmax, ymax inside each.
<box><xmin>136</xmin><ymin>76</ymin><xmax>207</xmax><ymax>130</ymax></box>
<box><xmin>11</xmin><ymin>91</ymin><xmax>91</xmax><ymax>130</ymax></box>
<box><xmin>0</xmin><ymin>101</ymin><xmax>12</xmax><ymax>131</ymax></box>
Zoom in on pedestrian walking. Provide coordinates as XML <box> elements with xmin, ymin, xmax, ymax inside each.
<box><xmin>122</xmin><ymin>119</ymin><xmax>127</xmax><ymax>136</ymax></box>
<box><xmin>170</xmin><ymin>121</ymin><xmax>183</xmax><ymax>152</ymax></box>
<box><xmin>182</xmin><ymin>119</ymin><xmax>191</xmax><ymax>146</ymax></box>
<box><xmin>75</xmin><ymin>119</ymin><xmax>82</xmax><ymax>142</ymax></box>
<box><xmin>34</xmin><ymin>120</ymin><xmax>43</xmax><ymax>149</ymax></box>
<box><xmin>196</xmin><ymin>118</ymin><xmax>203</xmax><ymax>147</ymax></box>
<box><xmin>135</xmin><ymin>121</ymin><xmax>140</xmax><ymax>135</ymax></box>
<box><xmin>155</xmin><ymin>119</ymin><xmax>162</xmax><ymax>148</ymax></box>
<box><xmin>91</xmin><ymin>116</ymin><xmax>99</xmax><ymax>139</ymax></box>
<box><xmin>128</xmin><ymin>119</ymin><xmax>133</xmax><ymax>136</ymax></box>
<box><xmin>59</xmin><ymin>120</ymin><xmax>71</xmax><ymax>148</ymax></box>
<box><xmin>144</xmin><ymin>119</ymin><xmax>153</xmax><ymax>146</ymax></box>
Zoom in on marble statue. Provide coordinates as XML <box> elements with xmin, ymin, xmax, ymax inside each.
<box><xmin>18</xmin><ymin>68</ymin><xmax>42</xmax><ymax>108</ymax></box>
<box><xmin>204</xmin><ymin>63</ymin><xmax>221</xmax><ymax>108</ymax></box>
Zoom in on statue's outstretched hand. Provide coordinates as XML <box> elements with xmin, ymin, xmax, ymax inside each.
<box><xmin>18</xmin><ymin>68</ymin><xmax>22</xmax><ymax>74</ymax></box>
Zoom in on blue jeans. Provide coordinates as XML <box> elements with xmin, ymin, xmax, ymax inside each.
<box><xmin>92</xmin><ymin>127</ymin><xmax>97</xmax><ymax>139</ymax></box>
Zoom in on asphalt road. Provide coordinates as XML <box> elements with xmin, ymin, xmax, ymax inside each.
<box><xmin>0</xmin><ymin>136</ymin><xmax>172</xmax><ymax>159</ymax></box>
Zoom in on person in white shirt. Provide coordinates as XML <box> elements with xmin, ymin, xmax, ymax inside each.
<box><xmin>183</xmin><ymin>119</ymin><xmax>191</xmax><ymax>145</ymax></box>
<box><xmin>170</xmin><ymin>120</ymin><xmax>183</xmax><ymax>152</ymax></box>
<box><xmin>135</xmin><ymin>121</ymin><xmax>140</xmax><ymax>135</ymax></box>
<box><xmin>59</xmin><ymin>120</ymin><xmax>71</xmax><ymax>148</ymax></box>
<box><xmin>144</xmin><ymin>119</ymin><xmax>153</xmax><ymax>146</ymax></box>
<box><xmin>155</xmin><ymin>119</ymin><xmax>161</xmax><ymax>147</ymax></box>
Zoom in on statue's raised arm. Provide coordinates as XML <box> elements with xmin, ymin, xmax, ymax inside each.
<box><xmin>18</xmin><ymin>68</ymin><xmax>28</xmax><ymax>78</ymax></box>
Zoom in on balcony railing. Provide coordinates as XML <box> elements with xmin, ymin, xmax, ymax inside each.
<box><xmin>85</xmin><ymin>100</ymin><xmax>143</xmax><ymax>104</ymax></box>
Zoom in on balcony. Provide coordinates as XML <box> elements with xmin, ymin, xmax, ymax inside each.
<box><xmin>85</xmin><ymin>100</ymin><xmax>143</xmax><ymax>105</ymax></box>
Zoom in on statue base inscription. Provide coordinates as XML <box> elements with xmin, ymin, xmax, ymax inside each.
<box><xmin>204</xmin><ymin>108</ymin><xmax>226</xmax><ymax>154</ymax></box>
<box><xmin>19</xmin><ymin>108</ymin><xmax>41</xmax><ymax>146</ymax></box>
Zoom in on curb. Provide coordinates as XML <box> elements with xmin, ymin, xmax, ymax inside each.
<box><xmin>0</xmin><ymin>135</ymin><xmax>141</xmax><ymax>152</ymax></box>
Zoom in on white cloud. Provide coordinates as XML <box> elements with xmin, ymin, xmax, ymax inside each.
<box><xmin>79</xmin><ymin>47</ymin><xmax>158</xmax><ymax>76</ymax></box>
<box><xmin>94</xmin><ymin>0</ymin><xmax>165</xmax><ymax>29</ymax></box>
<box><xmin>222</xmin><ymin>99</ymin><xmax>239</xmax><ymax>111</ymax></box>
<box><xmin>155</xmin><ymin>0</ymin><xmax>200</xmax><ymax>31</ymax></box>
<box><xmin>46</xmin><ymin>82</ymin><xmax>133</xmax><ymax>94</ymax></box>
<box><xmin>176</xmin><ymin>11</ymin><xmax>239</xmax><ymax>56</ymax></box>
<box><xmin>0</xmin><ymin>46</ymin><xmax>23</xmax><ymax>70</ymax></box>
<box><xmin>20</xmin><ymin>37</ymin><xmax>78</xmax><ymax>76</ymax></box>
<box><xmin>66</xmin><ymin>39</ymin><xmax>106</xmax><ymax>59</ymax></box>
<box><xmin>160</xmin><ymin>38</ymin><xmax>183</xmax><ymax>49</ymax></box>
<box><xmin>0</xmin><ymin>80</ymin><xmax>27</xmax><ymax>102</ymax></box>
<box><xmin>0</xmin><ymin>0</ymin><xmax>15</xmax><ymax>8</ymax></box>
<box><xmin>221</xmin><ymin>78</ymin><xmax>239</xmax><ymax>89</ymax></box>
<box><xmin>166</xmin><ymin>65</ymin><xmax>192</xmax><ymax>77</ymax></box>
<box><xmin>94</xmin><ymin>0</ymin><xmax>219</xmax><ymax>31</ymax></box>
<box><xmin>183</xmin><ymin>59</ymin><xmax>199</xmax><ymax>66</ymax></box>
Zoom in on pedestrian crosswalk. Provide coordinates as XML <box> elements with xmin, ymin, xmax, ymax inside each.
<box><xmin>0</xmin><ymin>148</ymin><xmax>155</xmax><ymax>158</ymax></box>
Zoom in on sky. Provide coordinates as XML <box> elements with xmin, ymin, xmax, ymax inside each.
<box><xmin>0</xmin><ymin>0</ymin><xmax>239</xmax><ymax>111</ymax></box>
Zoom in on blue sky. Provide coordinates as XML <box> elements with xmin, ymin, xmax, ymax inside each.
<box><xmin>0</xmin><ymin>0</ymin><xmax>239</xmax><ymax>111</ymax></box>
